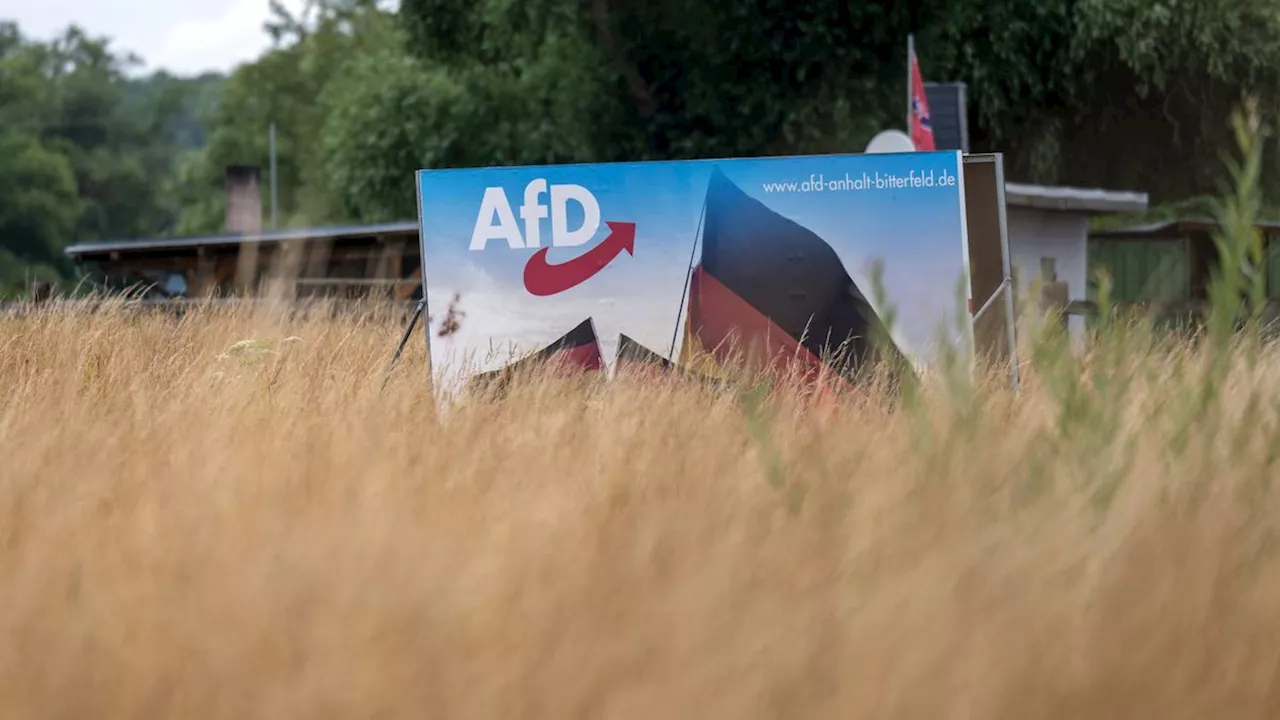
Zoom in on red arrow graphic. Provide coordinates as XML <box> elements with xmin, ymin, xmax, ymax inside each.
<box><xmin>522</xmin><ymin>221</ymin><xmax>636</xmax><ymax>297</ymax></box>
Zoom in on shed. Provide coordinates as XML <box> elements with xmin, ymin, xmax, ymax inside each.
<box><xmin>1002</xmin><ymin>183</ymin><xmax>1150</xmax><ymax>334</ymax></box>
<box><xmin>65</xmin><ymin>221</ymin><xmax>423</xmax><ymax>301</ymax></box>
<box><xmin>1088</xmin><ymin>218</ymin><xmax>1280</xmax><ymax>307</ymax></box>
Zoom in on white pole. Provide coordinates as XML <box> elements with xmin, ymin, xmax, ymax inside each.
<box><xmin>269</xmin><ymin>123</ymin><xmax>278</xmax><ymax>229</ymax></box>
<box><xmin>993</xmin><ymin>155</ymin><xmax>1021</xmax><ymax>392</ymax></box>
<box><xmin>907</xmin><ymin>34</ymin><xmax>914</xmax><ymax>134</ymax></box>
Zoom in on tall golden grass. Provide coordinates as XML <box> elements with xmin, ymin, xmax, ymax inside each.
<box><xmin>3</xmin><ymin>294</ymin><xmax>1280</xmax><ymax>718</ymax></box>
<box><xmin>3</xmin><ymin>109</ymin><xmax>1280</xmax><ymax>718</ymax></box>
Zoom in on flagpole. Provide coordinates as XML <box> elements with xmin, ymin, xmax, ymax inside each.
<box><xmin>907</xmin><ymin>33</ymin><xmax>914</xmax><ymax>133</ymax></box>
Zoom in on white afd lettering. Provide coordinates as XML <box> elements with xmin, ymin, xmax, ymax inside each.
<box><xmin>469</xmin><ymin>187</ymin><xmax>523</xmax><ymax>250</ymax></box>
<box><xmin>469</xmin><ymin>180</ymin><xmax>601</xmax><ymax>251</ymax></box>
<box><xmin>549</xmin><ymin>184</ymin><xmax>600</xmax><ymax>248</ymax></box>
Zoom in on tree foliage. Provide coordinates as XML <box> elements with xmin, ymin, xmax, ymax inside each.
<box><xmin>392</xmin><ymin>0</ymin><xmax>1280</xmax><ymax>205</ymax></box>
<box><xmin>171</xmin><ymin>0</ymin><xmax>398</xmax><ymax>233</ymax></box>
<box><xmin>0</xmin><ymin>22</ymin><xmax>216</xmax><ymax>297</ymax></box>
<box><xmin>0</xmin><ymin>129</ymin><xmax>79</xmax><ymax>293</ymax></box>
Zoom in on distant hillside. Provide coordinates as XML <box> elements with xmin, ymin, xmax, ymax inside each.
<box><xmin>123</xmin><ymin>71</ymin><xmax>226</xmax><ymax>150</ymax></box>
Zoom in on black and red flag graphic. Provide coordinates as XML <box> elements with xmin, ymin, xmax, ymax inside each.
<box><xmin>680</xmin><ymin>168</ymin><xmax>911</xmax><ymax>387</ymax></box>
<box><xmin>615</xmin><ymin>333</ymin><xmax>728</xmax><ymax>392</ymax></box>
<box><xmin>614</xmin><ymin>333</ymin><xmax>675</xmax><ymax>373</ymax></box>
<box><xmin>467</xmin><ymin>317</ymin><xmax>605</xmax><ymax>395</ymax></box>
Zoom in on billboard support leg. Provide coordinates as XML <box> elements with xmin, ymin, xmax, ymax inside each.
<box><xmin>991</xmin><ymin>155</ymin><xmax>1021</xmax><ymax>394</ymax></box>
<box><xmin>1002</xmin><ymin>276</ymin><xmax>1020</xmax><ymax>393</ymax></box>
<box><xmin>971</xmin><ymin>277</ymin><xmax>1010</xmax><ymax>322</ymax></box>
<box><xmin>383</xmin><ymin>297</ymin><xmax>426</xmax><ymax>389</ymax></box>
<box><xmin>969</xmin><ymin>277</ymin><xmax>1020</xmax><ymax>393</ymax></box>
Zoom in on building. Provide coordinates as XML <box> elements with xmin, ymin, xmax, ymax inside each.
<box><xmin>61</xmin><ymin>164</ymin><xmax>422</xmax><ymax>301</ymax></box>
<box><xmin>66</xmin><ymin>221</ymin><xmax>423</xmax><ymax>302</ymax></box>
<box><xmin>1088</xmin><ymin>218</ymin><xmax>1280</xmax><ymax>306</ymax></box>
<box><xmin>1002</xmin><ymin>183</ymin><xmax>1150</xmax><ymax>334</ymax></box>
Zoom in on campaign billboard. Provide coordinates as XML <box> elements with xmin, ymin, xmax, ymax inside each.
<box><xmin>416</xmin><ymin>151</ymin><xmax>972</xmax><ymax>393</ymax></box>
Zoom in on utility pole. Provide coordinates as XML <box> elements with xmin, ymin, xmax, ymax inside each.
<box><xmin>269</xmin><ymin>123</ymin><xmax>278</xmax><ymax>228</ymax></box>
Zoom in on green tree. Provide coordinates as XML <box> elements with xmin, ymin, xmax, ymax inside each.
<box><xmin>396</xmin><ymin>0</ymin><xmax>931</xmax><ymax>164</ymax></box>
<box><xmin>0</xmin><ymin>129</ymin><xmax>80</xmax><ymax>297</ymax></box>
<box><xmin>173</xmin><ymin>0</ymin><xmax>401</xmax><ymax>233</ymax></box>
<box><xmin>392</xmin><ymin>0</ymin><xmax>1280</xmax><ymax>206</ymax></box>
<box><xmin>10</xmin><ymin>26</ymin><xmax>184</xmax><ymax>240</ymax></box>
<box><xmin>0</xmin><ymin>20</ymin><xmax>214</xmax><ymax>293</ymax></box>
<box><xmin>924</xmin><ymin>0</ymin><xmax>1280</xmax><ymax>201</ymax></box>
<box><xmin>322</xmin><ymin>0</ymin><xmax>613</xmax><ymax>219</ymax></box>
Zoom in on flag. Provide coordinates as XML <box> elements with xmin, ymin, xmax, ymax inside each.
<box><xmin>466</xmin><ymin>317</ymin><xmax>604</xmax><ymax>396</ymax></box>
<box><xmin>615</xmin><ymin>333</ymin><xmax>675</xmax><ymax>374</ymax></box>
<box><xmin>616</xmin><ymin>333</ymin><xmax>727</xmax><ymax>390</ymax></box>
<box><xmin>908</xmin><ymin>37</ymin><xmax>936</xmax><ymax>151</ymax></box>
<box><xmin>679</xmin><ymin>168</ymin><xmax>911</xmax><ymax>390</ymax></box>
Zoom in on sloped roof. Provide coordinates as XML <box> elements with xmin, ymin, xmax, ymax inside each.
<box><xmin>1005</xmin><ymin>183</ymin><xmax>1149</xmax><ymax>214</ymax></box>
<box><xmin>65</xmin><ymin>221</ymin><xmax>419</xmax><ymax>260</ymax></box>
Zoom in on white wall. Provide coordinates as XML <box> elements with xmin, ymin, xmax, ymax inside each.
<box><xmin>1005</xmin><ymin>207</ymin><xmax>1090</xmax><ymax>337</ymax></box>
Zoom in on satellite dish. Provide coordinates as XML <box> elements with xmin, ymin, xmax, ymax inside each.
<box><xmin>864</xmin><ymin>129</ymin><xmax>916</xmax><ymax>154</ymax></box>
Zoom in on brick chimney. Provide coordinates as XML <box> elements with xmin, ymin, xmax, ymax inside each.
<box><xmin>225</xmin><ymin>165</ymin><xmax>263</xmax><ymax>234</ymax></box>
<box><xmin>226</xmin><ymin>165</ymin><xmax>264</xmax><ymax>293</ymax></box>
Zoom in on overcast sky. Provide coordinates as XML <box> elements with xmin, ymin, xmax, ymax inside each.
<box><xmin>0</xmin><ymin>0</ymin><xmax>314</xmax><ymax>76</ymax></box>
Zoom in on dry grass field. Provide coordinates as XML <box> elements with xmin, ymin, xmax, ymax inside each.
<box><xmin>2</xmin><ymin>295</ymin><xmax>1280</xmax><ymax>719</ymax></box>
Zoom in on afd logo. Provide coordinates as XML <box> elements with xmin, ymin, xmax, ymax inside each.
<box><xmin>469</xmin><ymin>180</ymin><xmax>636</xmax><ymax>297</ymax></box>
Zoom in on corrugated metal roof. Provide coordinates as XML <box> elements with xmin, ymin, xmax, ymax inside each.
<box><xmin>1005</xmin><ymin>182</ymin><xmax>1149</xmax><ymax>214</ymax></box>
<box><xmin>65</xmin><ymin>220</ymin><xmax>420</xmax><ymax>258</ymax></box>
